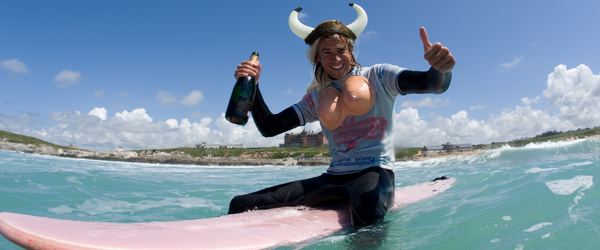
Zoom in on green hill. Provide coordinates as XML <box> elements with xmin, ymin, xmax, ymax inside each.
<box><xmin>0</xmin><ymin>130</ymin><xmax>66</xmax><ymax>149</ymax></box>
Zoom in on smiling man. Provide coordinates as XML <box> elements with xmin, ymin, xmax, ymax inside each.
<box><xmin>228</xmin><ymin>4</ymin><xmax>455</xmax><ymax>227</ymax></box>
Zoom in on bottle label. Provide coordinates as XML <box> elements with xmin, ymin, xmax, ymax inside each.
<box><xmin>235</xmin><ymin>96</ymin><xmax>251</xmax><ymax>114</ymax></box>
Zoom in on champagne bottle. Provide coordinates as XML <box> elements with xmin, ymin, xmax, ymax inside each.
<box><xmin>225</xmin><ymin>52</ymin><xmax>259</xmax><ymax>125</ymax></box>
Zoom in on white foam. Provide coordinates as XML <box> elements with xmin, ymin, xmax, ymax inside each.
<box><xmin>542</xmin><ymin>233</ymin><xmax>551</xmax><ymax>239</ymax></box>
<box><xmin>523</xmin><ymin>139</ymin><xmax>584</xmax><ymax>149</ymax></box>
<box><xmin>48</xmin><ymin>205</ymin><xmax>74</xmax><ymax>214</ymax></box>
<box><xmin>523</xmin><ymin>222</ymin><xmax>552</xmax><ymax>232</ymax></box>
<box><xmin>502</xmin><ymin>216</ymin><xmax>512</xmax><ymax>221</ymax></box>
<box><xmin>491</xmin><ymin>239</ymin><xmax>500</xmax><ymax>243</ymax></box>
<box><xmin>545</xmin><ymin>175</ymin><xmax>593</xmax><ymax>195</ymax></box>
<box><xmin>563</xmin><ymin>161</ymin><xmax>594</xmax><ymax>169</ymax></box>
<box><xmin>66</xmin><ymin>176</ymin><xmax>82</xmax><ymax>184</ymax></box>
<box><xmin>30</xmin><ymin>183</ymin><xmax>52</xmax><ymax>190</ymax></box>
<box><xmin>525</xmin><ymin>167</ymin><xmax>557</xmax><ymax>173</ymax></box>
<box><xmin>322</xmin><ymin>235</ymin><xmax>346</xmax><ymax>243</ymax></box>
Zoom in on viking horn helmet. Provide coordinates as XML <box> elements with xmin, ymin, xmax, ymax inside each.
<box><xmin>289</xmin><ymin>3</ymin><xmax>368</xmax><ymax>45</ymax></box>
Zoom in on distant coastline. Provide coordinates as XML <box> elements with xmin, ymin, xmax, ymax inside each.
<box><xmin>0</xmin><ymin>138</ymin><xmax>330</xmax><ymax>167</ymax></box>
<box><xmin>1</xmin><ymin>130</ymin><xmax>599</xmax><ymax>166</ymax></box>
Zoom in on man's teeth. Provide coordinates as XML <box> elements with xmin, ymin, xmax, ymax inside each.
<box><xmin>332</xmin><ymin>64</ymin><xmax>343</xmax><ymax>69</ymax></box>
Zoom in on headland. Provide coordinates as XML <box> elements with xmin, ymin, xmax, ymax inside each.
<box><xmin>2</xmin><ymin>129</ymin><xmax>599</xmax><ymax>166</ymax></box>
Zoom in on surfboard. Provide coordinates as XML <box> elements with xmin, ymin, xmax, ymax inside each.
<box><xmin>0</xmin><ymin>177</ymin><xmax>455</xmax><ymax>250</ymax></box>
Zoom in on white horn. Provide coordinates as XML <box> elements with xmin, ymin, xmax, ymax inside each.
<box><xmin>346</xmin><ymin>3</ymin><xmax>368</xmax><ymax>37</ymax></box>
<box><xmin>288</xmin><ymin>7</ymin><xmax>314</xmax><ymax>40</ymax></box>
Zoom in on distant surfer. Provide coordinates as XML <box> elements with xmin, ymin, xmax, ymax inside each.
<box><xmin>228</xmin><ymin>4</ymin><xmax>455</xmax><ymax>227</ymax></box>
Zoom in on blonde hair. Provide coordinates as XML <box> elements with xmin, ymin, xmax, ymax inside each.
<box><xmin>305</xmin><ymin>34</ymin><xmax>360</xmax><ymax>94</ymax></box>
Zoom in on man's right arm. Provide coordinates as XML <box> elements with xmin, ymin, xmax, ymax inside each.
<box><xmin>251</xmin><ymin>84</ymin><xmax>301</xmax><ymax>137</ymax></box>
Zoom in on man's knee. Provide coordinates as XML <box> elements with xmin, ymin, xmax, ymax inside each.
<box><xmin>228</xmin><ymin>195</ymin><xmax>250</xmax><ymax>214</ymax></box>
<box><xmin>349</xmin><ymin>188</ymin><xmax>393</xmax><ymax>226</ymax></box>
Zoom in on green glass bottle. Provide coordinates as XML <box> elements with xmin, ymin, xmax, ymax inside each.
<box><xmin>225</xmin><ymin>52</ymin><xmax>259</xmax><ymax>125</ymax></box>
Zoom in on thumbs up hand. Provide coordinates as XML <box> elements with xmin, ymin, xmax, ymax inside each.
<box><xmin>420</xmin><ymin>27</ymin><xmax>455</xmax><ymax>72</ymax></box>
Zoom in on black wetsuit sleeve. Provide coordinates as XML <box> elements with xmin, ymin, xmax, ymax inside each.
<box><xmin>251</xmin><ymin>84</ymin><xmax>301</xmax><ymax>137</ymax></box>
<box><xmin>397</xmin><ymin>67</ymin><xmax>451</xmax><ymax>95</ymax></box>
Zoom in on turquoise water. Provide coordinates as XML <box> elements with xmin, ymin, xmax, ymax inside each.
<box><xmin>1</xmin><ymin>139</ymin><xmax>599</xmax><ymax>249</ymax></box>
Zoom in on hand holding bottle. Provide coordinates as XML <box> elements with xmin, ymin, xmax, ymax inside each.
<box><xmin>226</xmin><ymin>52</ymin><xmax>260</xmax><ymax>125</ymax></box>
<box><xmin>234</xmin><ymin>60</ymin><xmax>261</xmax><ymax>82</ymax></box>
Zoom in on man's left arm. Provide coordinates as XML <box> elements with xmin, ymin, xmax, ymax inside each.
<box><xmin>397</xmin><ymin>67</ymin><xmax>451</xmax><ymax>94</ymax></box>
<box><xmin>396</xmin><ymin>27</ymin><xmax>455</xmax><ymax>95</ymax></box>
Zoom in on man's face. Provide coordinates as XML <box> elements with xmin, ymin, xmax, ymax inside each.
<box><xmin>316</xmin><ymin>36</ymin><xmax>353</xmax><ymax>80</ymax></box>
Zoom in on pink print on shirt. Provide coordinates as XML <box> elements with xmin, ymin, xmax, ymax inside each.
<box><xmin>302</xmin><ymin>93</ymin><xmax>315</xmax><ymax>108</ymax></box>
<box><xmin>331</xmin><ymin>116</ymin><xmax>387</xmax><ymax>151</ymax></box>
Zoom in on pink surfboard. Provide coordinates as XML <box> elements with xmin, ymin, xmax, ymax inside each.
<box><xmin>0</xmin><ymin>177</ymin><xmax>455</xmax><ymax>250</ymax></box>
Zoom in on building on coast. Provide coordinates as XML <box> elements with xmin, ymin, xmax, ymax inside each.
<box><xmin>281</xmin><ymin>130</ymin><xmax>327</xmax><ymax>147</ymax></box>
<box><xmin>422</xmin><ymin>142</ymin><xmax>473</xmax><ymax>156</ymax></box>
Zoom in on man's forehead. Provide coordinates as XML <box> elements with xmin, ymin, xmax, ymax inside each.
<box><xmin>319</xmin><ymin>39</ymin><xmax>347</xmax><ymax>51</ymax></box>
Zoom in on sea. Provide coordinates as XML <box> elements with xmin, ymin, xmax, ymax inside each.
<box><xmin>1</xmin><ymin>138</ymin><xmax>599</xmax><ymax>250</ymax></box>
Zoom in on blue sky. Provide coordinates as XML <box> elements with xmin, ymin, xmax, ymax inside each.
<box><xmin>1</xmin><ymin>0</ymin><xmax>599</xmax><ymax>150</ymax></box>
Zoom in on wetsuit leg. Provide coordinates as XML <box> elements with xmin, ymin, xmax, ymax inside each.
<box><xmin>228</xmin><ymin>167</ymin><xmax>395</xmax><ymax>227</ymax></box>
<box><xmin>228</xmin><ymin>174</ymin><xmax>348</xmax><ymax>214</ymax></box>
<box><xmin>347</xmin><ymin>167</ymin><xmax>395</xmax><ymax>227</ymax></box>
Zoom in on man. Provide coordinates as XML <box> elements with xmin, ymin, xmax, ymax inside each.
<box><xmin>228</xmin><ymin>4</ymin><xmax>455</xmax><ymax>227</ymax></box>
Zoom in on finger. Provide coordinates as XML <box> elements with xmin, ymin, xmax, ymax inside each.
<box><xmin>438</xmin><ymin>56</ymin><xmax>456</xmax><ymax>72</ymax></box>
<box><xmin>430</xmin><ymin>47</ymin><xmax>450</xmax><ymax>67</ymax></box>
<box><xmin>420</xmin><ymin>27</ymin><xmax>432</xmax><ymax>52</ymax></box>
<box><xmin>424</xmin><ymin>43</ymin><xmax>443</xmax><ymax>61</ymax></box>
<box><xmin>433</xmin><ymin>53</ymin><xmax>452</xmax><ymax>71</ymax></box>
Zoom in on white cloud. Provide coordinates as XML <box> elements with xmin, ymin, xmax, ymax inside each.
<box><xmin>543</xmin><ymin>64</ymin><xmax>600</xmax><ymax>127</ymax></box>
<box><xmin>400</xmin><ymin>97</ymin><xmax>450</xmax><ymax>108</ymax></box>
<box><xmin>470</xmin><ymin>104</ymin><xmax>486</xmax><ymax>110</ymax></box>
<box><xmin>115</xmin><ymin>108</ymin><xmax>153</xmax><ymax>122</ymax></box>
<box><xmin>297</xmin><ymin>12</ymin><xmax>308</xmax><ymax>21</ymax></box>
<box><xmin>157</xmin><ymin>90</ymin><xmax>204</xmax><ymax>107</ymax></box>
<box><xmin>189</xmin><ymin>111</ymin><xmax>205</xmax><ymax>118</ymax></box>
<box><xmin>165</xmin><ymin>119</ymin><xmax>179</xmax><ymax>129</ymax></box>
<box><xmin>94</xmin><ymin>90</ymin><xmax>105</xmax><ymax>97</ymax></box>
<box><xmin>180</xmin><ymin>90</ymin><xmax>204</xmax><ymax>106</ymax></box>
<box><xmin>499</xmin><ymin>56</ymin><xmax>524</xmax><ymax>69</ymax></box>
<box><xmin>88</xmin><ymin>107</ymin><xmax>107</xmax><ymax>120</ymax></box>
<box><xmin>54</xmin><ymin>70</ymin><xmax>82</xmax><ymax>88</ymax></box>
<box><xmin>1</xmin><ymin>59</ymin><xmax>29</xmax><ymax>74</ymax></box>
<box><xmin>12</xmin><ymin>109</ymin><xmax>289</xmax><ymax>151</ymax></box>
<box><xmin>521</xmin><ymin>96</ymin><xmax>541</xmax><ymax>105</ymax></box>
<box><xmin>283</xmin><ymin>89</ymin><xmax>303</xmax><ymax>96</ymax></box>
<box><xmin>156</xmin><ymin>91</ymin><xmax>178</xmax><ymax>106</ymax></box>
<box><xmin>118</xmin><ymin>90</ymin><xmax>129</xmax><ymax>97</ymax></box>
<box><xmin>359</xmin><ymin>31</ymin><xmax>377</xmax><ymax>40</ymax></box>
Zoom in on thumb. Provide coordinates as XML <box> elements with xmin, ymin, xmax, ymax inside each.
<box><xmin>420</xmin><ymin>27</ymin><xmax>432</xmax><ymax>52</ymax></box>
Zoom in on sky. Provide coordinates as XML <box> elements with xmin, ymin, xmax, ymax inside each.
<box><xmin>1</xmin><ymin>0</ymin><xmax>600</xmax><ymax>151</ymax></box>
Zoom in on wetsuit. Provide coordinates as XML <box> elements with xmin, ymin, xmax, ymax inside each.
<box><xmin>228</xmin><ymin>65</ymin><xmax>451</xmax><ymax>227</ymax></box>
